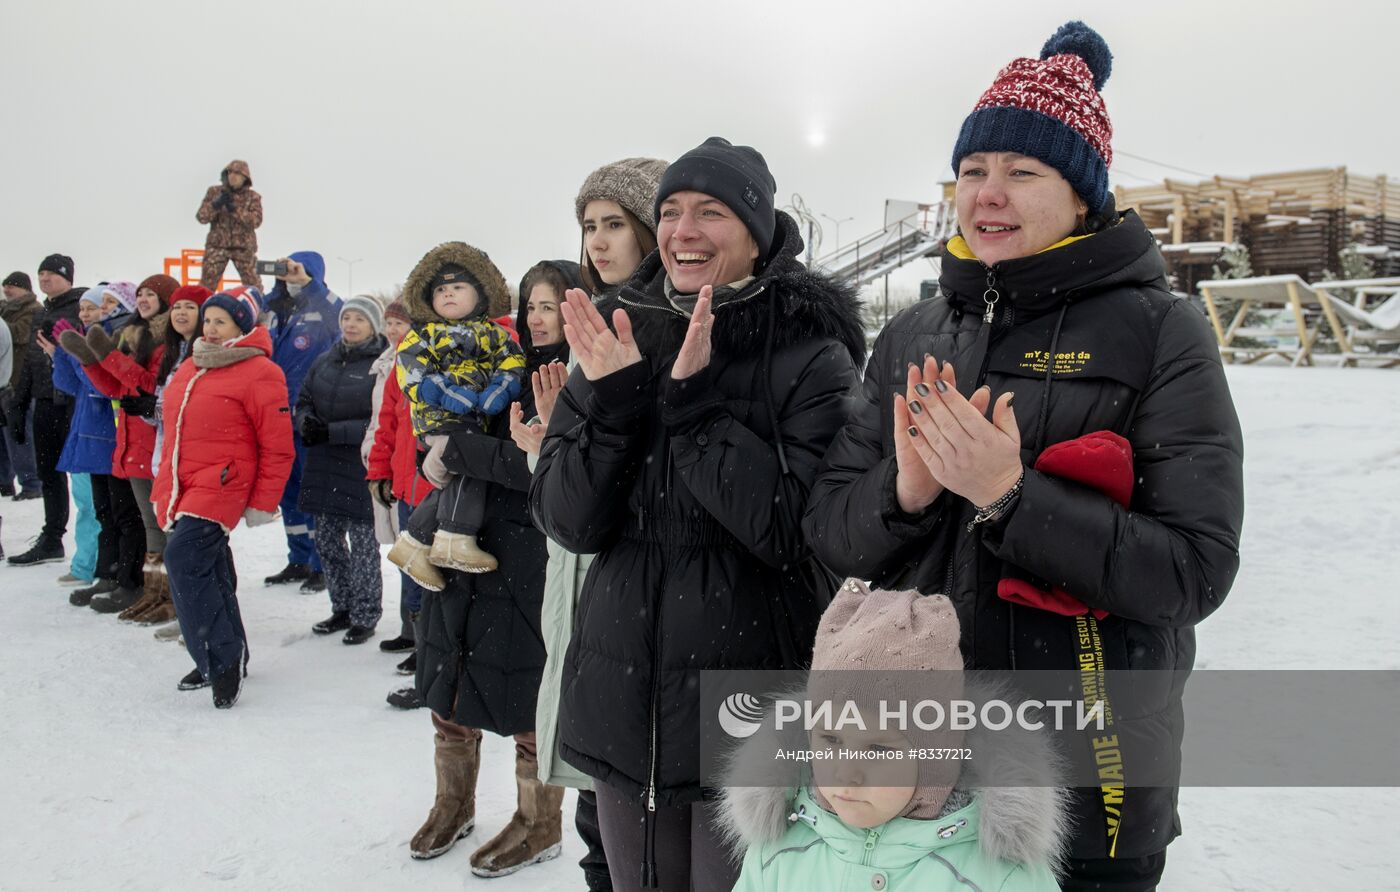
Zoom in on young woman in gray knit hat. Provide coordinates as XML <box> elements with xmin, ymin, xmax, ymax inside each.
<box><xmin>575</xmin><ymin>157</ymin><xmax>667</xmax><ymax>296</ymax></box>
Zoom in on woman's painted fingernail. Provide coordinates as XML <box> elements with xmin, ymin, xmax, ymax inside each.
<box><xmin>914</xmin><ymin>383</ymin><xmax>930</xmax><ymax>397</ymax></box>
<box><xmin>934</xmin><ymin>380</ymin><xmax>948</xmax><ymax>394</ymax></box>
<box><xmin>909</xmin><ymin>400</ymin><xmax>924</xmax><ymax>415</ymax></box>
<box><xmin>907</xmin><ymin>426</ymin><xmax>920</xmax><ymax>438</ymax></box>
<box><xmin>1007</xmin><ymin>394</ymin><xmax>1015</xmax><ymax>408</ymax></box>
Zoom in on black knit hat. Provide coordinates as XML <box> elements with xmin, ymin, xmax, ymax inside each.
<box><xmin>654</xmin><ymin>137</ymin><xmax>778</xmax><ymax>258</ymax></box>
<box><xmin>3</xmin><ymin>271</ymin><xmax>31</xmax><ymax>291</ymax></box>
<box><xmin>38</xmin><ymin>253</ymin><xmax>75</xmax><ymax>283</ymax></box>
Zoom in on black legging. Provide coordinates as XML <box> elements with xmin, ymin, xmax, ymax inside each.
<box><xmin>89</xmin><ymin>473</ymin><xmax>145</xmax><ymax>589</ymax></box>
<box><xmin>31</xmin><ymin>398</ymin><xmax>72</xmax><ymax>541</ymax></box>
<box><xmin>593</xmin><ymin>781</ymin><xmax>737</xmax><ymax>892</ymax></box>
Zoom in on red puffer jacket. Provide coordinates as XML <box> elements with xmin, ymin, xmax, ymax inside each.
<box><xmin>152</xmin><ymin>326</ymin><xmax>295</xmax><ymax>531</ymax></box>
<box><xmin>83</xmin><ymin>343</ymin><xmax>165</xmax><ymax>480</ymax></box>
<box><xmin>366</xmin><ymin>371</ymin><xmax>434</xmax><ymax>507</ymax></box>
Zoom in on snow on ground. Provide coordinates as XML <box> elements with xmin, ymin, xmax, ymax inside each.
<box><xmin>3</xmin><ymin>363</ymin><xmax>1399</xmax><ymax>890</ymax></box>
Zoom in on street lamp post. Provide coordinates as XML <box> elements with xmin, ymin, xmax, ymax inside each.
<box><xmin>337</xmin><ymin>256</ymin><xmax>363</xmax><ymax>296</ymax></box>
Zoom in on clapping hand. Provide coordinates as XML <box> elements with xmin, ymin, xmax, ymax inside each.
<box><xmin>559</xmin><ymin>289</ymin><xmax>641</xmax><ymax>381</ymax></box>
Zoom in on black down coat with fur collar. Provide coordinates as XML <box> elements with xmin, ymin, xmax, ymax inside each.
<box><xmin>529</xmin><ymin>212</ymin><xmax>866</xmax><ymax>807</ymax></box>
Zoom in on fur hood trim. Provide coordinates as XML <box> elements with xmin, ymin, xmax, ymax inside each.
<box><xmin>716</xmin><ymin>679</ymin><xmax>1071</xmax><ymax>871</ymax></box>
<box><xmin>402</xmin><ymin>241</ymin><xmax>512</xmax><ymax>324</ymax></box>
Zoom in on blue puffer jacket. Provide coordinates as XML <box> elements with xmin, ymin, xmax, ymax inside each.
<box><xmin>52</xmin><ymin>315</ymin><xmax>132</xmax><ymax>474</ymax></box>
<box><xmin>262</xmin><ymin>250</ymin><xmax>343</xmax><ymax>406</ymax></box>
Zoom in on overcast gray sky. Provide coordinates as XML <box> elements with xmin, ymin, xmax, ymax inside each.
<box><xmin>3</xmin><ymin>0</ymin><xmax>1394</xmax><ymax>297</ymax></box>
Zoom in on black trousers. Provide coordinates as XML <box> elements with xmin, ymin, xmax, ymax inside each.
<box><xmin>576</xmin><ymin>789</ymin><xmax>613</xmax><ymax>892</ymax></box>
<box><xmin>89</xmin><ymin>473</ymin><xmax>145</xmax><ymax>589</ymax></box>
<box><xmin>1062</xmin><ymin>850</ymin><xmax>1167</xmax><ymax>892</ymax></box>
<box><xmin>593</xmin><ymin>781</ymin><xmax>736</xmax><ymax>892</ymax></box>
<box><xmin>32</xmin><ymin>398</ymin><xmax>72</xmax><ymax>541</ymax></box>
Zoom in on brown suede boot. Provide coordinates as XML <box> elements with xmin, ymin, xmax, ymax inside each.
<box><xmin>135</xmin><ymin>556</ymin><xmax>178</xmax><ymax>624</ymax></box>
<box><xmin>429</xmin><ymin>531</ymin><xmax>498</xmax><ymax>574</ymax></box>
<box><xmin>119</xmin><ymin>553</ymin><xmax>166</xmax><ymax>622</ymax></box>
<box><xmin>468</xmin><ymin>750</ymin><xmax>564</xmax><ymax>877</ymax></box>
<box><xmin>409</xmin><ymin>733</ymin><xmax>480</xmax><ymax>860</ymax></box>
<box><xmin>388</xmin><ymin>532</ymin><xmax>447</xmax><ymax>591</ymax></box>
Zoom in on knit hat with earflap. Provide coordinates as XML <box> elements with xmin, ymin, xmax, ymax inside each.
<box><xmin>951</xmin><ymin>20</ymin><xmax>1114</xmax><ymax>213</ymax></box>
<box><xmin>575</xmin><ymin>157</ymin><xmax>669</xmax><ymax>235</ymax></box>
<box><xmin>202</xmin><ymin>285</ymin><xmax>263</xmax><ymax>335</ymax></box>
<box><xmin>806</xmin><ymin>580</ymin><xmax>965</xmax><ymax>820</ymax></box>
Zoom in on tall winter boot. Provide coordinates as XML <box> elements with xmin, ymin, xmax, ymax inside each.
<box><xmin>468</xmin><ymin>748</ymin><xmax>564</xmax><ymax>877</ymax></box>
<box><xmin>409</xmin><ymin>733</ymin><xmax>480</xmax><ymax>860</ymax></box>
<box><xmin>118</xmin><ymin>553</ymin><xmax>164</xmax><ymax>622</ymax></box>
<box><xmin>429</xmin><ymin>531</ymin><xmax>498</xmax><ymax>574</ymax></box>
<box><xmin>134</xmin><ymin>554</ymin><xmax>177</xmax><ymax>624</ymax></box>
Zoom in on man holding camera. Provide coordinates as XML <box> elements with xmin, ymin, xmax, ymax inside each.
<box><xmin>196</xmin><ymin>160</ymin><xmax>263</xmax><ymax>291</ymax></box>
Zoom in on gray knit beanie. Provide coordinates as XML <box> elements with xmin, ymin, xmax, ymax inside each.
<box><xmin>574</xmin><ymin>157</ymin><xmax>669</xmax><ymax>235</ymax></box>
<box><xmin>341</xmin><ymin>294</ymin><xmax>384</xmax><ymax>336</ymax></box>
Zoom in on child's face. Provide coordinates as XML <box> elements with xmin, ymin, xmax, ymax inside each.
<box><xmin>812</xmin><ymin>723</ymin><xmax>916</xmax><ymax>829</ymax></box>
<box><xmin>78</xmin><ymin>301</ymin><xmax>102</xmax><ymax>326</ymax></box>
<box><xmin>432</xmin><ymin>281</ymin><xmax>479</xmax><ymax>320</ymax></box>
<box><xmin>339</xmin><ymin>308</ymin><xmax>374</xmax><ymax>345</ymax></box>
<box><xmin>384</xmin><ymin>316</ymin><xmax>411</xmax><ymax>344</ymax></box>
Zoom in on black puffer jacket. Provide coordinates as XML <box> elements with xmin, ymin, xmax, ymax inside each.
<box><xmin>15</xmin><ymin>286</ymin><xmax>84</xmax><ymax>406</ymax></box>
<box><xmin>294</xmin><ymin>333</ymin><xmax>386</xmax><ymax>522</ymax></box>
<box><xmin>803</xmin><ymin>210</ymin><xmax>1244</xmax><ymax>860</ymax></box>
<box><xmin>529</xmin><ymin>212</ymin><xmax>866</xmax><ymax>808</ymax></box>
<box><xmin>412</xmin><ymin>256</ymin><xmax>549</xmax><ymax>737</ymax></box>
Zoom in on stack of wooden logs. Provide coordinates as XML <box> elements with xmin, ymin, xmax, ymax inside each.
<box><xmin>1113</xmin><ymin>168</ymin><xmax>1398</xmax><ymax>293</ymax></box>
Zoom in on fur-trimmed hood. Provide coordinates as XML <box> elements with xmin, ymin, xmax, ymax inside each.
<box><xmin>402</xmin><ymin>241</ymin><xmax>512</xmax><ymax>324</ymax></box>
<box><xmin>606</xmin><ymin>210</ymin><xmax>866</xmax><ymax>369</ymax></box>
<box><xmin>717</xmin><ymin>681</ymin><xmax>1070</xmax><ymax>873</ymax></box>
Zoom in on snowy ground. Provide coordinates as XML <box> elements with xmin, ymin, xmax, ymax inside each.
<box><xmin>3</xmin><ymin>362</ymin><xmax>1399</xmax><ymax>890</ymax></box>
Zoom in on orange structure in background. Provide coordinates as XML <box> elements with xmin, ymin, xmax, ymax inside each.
<box><xmin>163</xmin><ymin>248</ymin><xmax>242</xmax><ymax>291</ymax></box>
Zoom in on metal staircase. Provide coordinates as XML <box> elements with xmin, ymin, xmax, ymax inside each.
<box><xmin>813</xmin><ymin>201</ymin><xmax>956</xmax><ymax>286</ymax></box>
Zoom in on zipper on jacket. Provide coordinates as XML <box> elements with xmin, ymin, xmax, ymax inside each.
<box><xmin>861</xmin><ymin>828</ymin><xmax>881</xmax><ymax>866</ymax></box>
<box><xmin>641</xmin><ymin>553</ymin><xmax>667</xmax><ymax>887</ymax></box>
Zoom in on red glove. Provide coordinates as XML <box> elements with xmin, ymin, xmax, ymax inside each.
<box><xmin>996</xmin><ymin>430</ymin><xmax>1132</xmax><ymax>619</ymax></box>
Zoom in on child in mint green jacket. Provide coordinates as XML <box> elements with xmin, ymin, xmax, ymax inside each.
<box><xmin>720</xmin><ymin>581</ymin><xmax>1067</xmax><ymax>891</ymax></box>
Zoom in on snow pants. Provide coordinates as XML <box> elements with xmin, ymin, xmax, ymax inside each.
<box><xmin>314</xmin><ymin>512</ymin><xmax>383</xmax><ymax>628</ymax></box>
<box><xmin>166</xmin><ymin>516</ymin><xmax>247</xmax><ymax>681</ymax></box>
<box><xmin>280</xmin><ymin>443</ymin><xmax>322</xmax><ymax>572</ymax></box>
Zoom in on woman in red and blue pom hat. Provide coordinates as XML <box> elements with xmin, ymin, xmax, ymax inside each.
<box><xmin>153</xmin><ymin>285</ymin><xmax>295</xmax><ymax>709</ymax></box>
<box><xmin>804</xmin><ymin>21</ymin><xmax>1244</xmax><ymax>891</ymax></box>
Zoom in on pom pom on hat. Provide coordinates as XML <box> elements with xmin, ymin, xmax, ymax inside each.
<box><xmin>1040</xmin><ymin>20</ymin><xmax>1112</xmax><ymax>91</ymax></box>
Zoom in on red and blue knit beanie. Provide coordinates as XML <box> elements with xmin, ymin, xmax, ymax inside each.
<box><xmin>202</xmin><ymin>285</ymin><xmax>263</xmax><ymax>334</ymax></box>
<box><xmin>951</xmin><ymin>21</ymin><xmax>1114</xmax><ymax>213</ymax></box>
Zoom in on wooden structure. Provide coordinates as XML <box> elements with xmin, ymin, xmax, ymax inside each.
<box><xmin>1197</xmin><ymin>275</ymin><xmax>1348</xmax><ymax>366</ymax></box>
<box><xmin>1115</xmin><ymin>168</ymin><xmax>1400</xmax><ymax>293</ymax></box>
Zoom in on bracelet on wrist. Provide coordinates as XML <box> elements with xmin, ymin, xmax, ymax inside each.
<box><xmin>967</xmin><ymin>470</ymin><xmax>1025</xmax><ymax>532</ymax></box>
